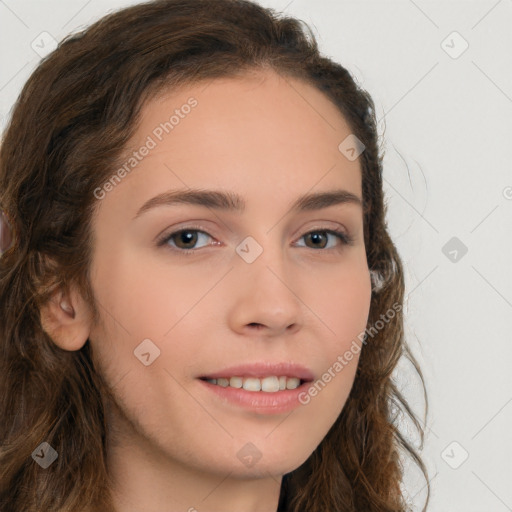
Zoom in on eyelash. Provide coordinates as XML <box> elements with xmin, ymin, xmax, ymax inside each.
<box><xmin>156</xmin><ymin>224</ymin><xmax>355</xmax><ymax>255</ymax></box>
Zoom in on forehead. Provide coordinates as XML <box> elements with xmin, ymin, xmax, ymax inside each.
<box><xmin>135</xmin><ymin>70</ymin><xmax>356</xmax><ymax>152</ymax></box>
<box><xmin>102</xmin><ymin>70</ymin><xmax>363</xmax><ymax>213</ymax></box>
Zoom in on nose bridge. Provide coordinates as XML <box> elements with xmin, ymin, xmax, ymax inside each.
<box><xmin>236</xmin><ymin>230</ymin><xmax>289</xmax><ymax>290</ymax></box>
<box><xmin>230</xmin><ymin>230</ymin><xmax>303</xmax><ymax>333</ymax></box>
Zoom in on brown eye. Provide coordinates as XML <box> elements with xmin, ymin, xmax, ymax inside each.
<box><xmin>156</xmin><ymin>226</ymin><xmax>353</xmax><ymax>255</ymax></box>
<box><xmin>297</xmin><ymin>229</ymin><xmax>353</xmax><ymax>250</ymax></box>
<box><xmin>158</xmin><ymin>228</ymin><xmax>214</xmax><ymax>252</ymax></box>
<box><xmin>171</xmin><ymin>230</ymin><xmax>199</xmax><ymax>249</ymax></box>
<box><xmin>304</xmin><ymin>231</ymin><xmax>329</xmax><ymax>249</ymax></box>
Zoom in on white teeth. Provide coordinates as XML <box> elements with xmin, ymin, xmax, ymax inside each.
<box><xmin>261</xmin><ymin>376</ymin><xmax>280</xmax><ymax>392</ymax></box>
<box><xmin>216</xmin><ymin>377</ymin><xmax>229</xmax><ymax>387</ymax></box>
<box><xmin>204</xmin><ymin>375</ymin><xmax>303</xmax><ymax>392</ymax></box>
<box><xmin>286</xmin><ymin>377</ymin><xmax>300</xmax><ymax>390</ymax></box>
<box><xmin>243</xmin><ymin>377</ymin><xmax>261</xmax><ymax>392</ymax></box>
<box><xmin>229</xmin><ymin>376</ymin><xmax>243</xmax><ymax>388</ymax></box>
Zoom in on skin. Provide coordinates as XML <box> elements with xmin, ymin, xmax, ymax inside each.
<box><xmin>41</xmin><ymin>69</ymin><xmax>372</xmax><ymax>512</ymax></box>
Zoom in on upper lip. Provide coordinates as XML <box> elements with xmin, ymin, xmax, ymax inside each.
<box><xmin>199</xmin><ymin>362</ymin><xmax>315</xmax><ymax>381</ymax></box>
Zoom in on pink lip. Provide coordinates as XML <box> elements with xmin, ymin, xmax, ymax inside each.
<box><xmin>198</xmin><ymin>379</ymin><xmax>312</xmax><ymax>414</ymax></box>
<box><xmin>199</xmin><ymin>361</ymin><xmax>315</xmax><ymax>381</ymax></box>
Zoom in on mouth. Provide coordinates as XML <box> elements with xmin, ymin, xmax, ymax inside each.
<box><xmin>197</xmin><ymin>371</ymin><xmax>314</xmax><ymax>414</ymax></box>
<box><xmin>197</xmin><ymin>361</ymin><xmax>315</xmax><ymax>393</ymax></box>
<box><xmin>198</xmin><ymin>375</ymin><xmax>309</xmax><ymax>392</ymax></box>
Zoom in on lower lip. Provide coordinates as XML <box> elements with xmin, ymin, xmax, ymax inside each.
<box><xmin>198</xmin><ymin>379</ymin><xmax>311</xmax><ymax>414</ymax></box>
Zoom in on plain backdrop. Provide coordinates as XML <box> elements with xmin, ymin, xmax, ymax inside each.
<box><xmin>1</xmin><ymin>1</ymin><xmax>511</xmax><ymax>511</ymax></box>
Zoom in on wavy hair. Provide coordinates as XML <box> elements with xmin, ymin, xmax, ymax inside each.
<box><xmin>0</xmin><ymin>0</ymin><xmax>429</xmax><ymax>510</ymax></box>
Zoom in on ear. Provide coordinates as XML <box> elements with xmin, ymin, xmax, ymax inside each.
<box><xmin>40</xmin><ymin>284</ymin><xmax>93</xmax><ymax>351</ymax></box>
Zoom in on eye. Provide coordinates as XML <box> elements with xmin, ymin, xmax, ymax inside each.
<box><xmin>156</xmin><ymin>226</ymin><xmax>354</xmax><ymax>254</ymax></box>
<box><xmin>157</xmin><ymin>227</ymin><xmax>215</xmax><ymax>254</ymax></box>
<box><xmin>294</xmin><ymin>228</ymin><xmax>354</xmax><ymax>250</ymax></box>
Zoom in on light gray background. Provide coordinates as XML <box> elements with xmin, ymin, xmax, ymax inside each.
<box><xmin>1</xmin><ymin>1</ymin><xmax>511</xmax><ymax>510</ymax></box>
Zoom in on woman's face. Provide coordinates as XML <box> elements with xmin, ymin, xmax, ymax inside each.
<box><xmin>88</xmin><ymin>69</ymin><xmax>371</xmax><ymax>484</ymax></box>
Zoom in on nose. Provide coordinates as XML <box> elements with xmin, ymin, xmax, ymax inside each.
<box><xmin>226</xmin><ymin>239</ymin><xmax>304</xmax><ymax>338</ymax></box>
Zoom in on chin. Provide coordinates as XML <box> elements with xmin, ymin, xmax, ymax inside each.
<box><xmin>225</xmin><ymin>441</ymin><xmax>314</xmax><ymax>479</ymax></box>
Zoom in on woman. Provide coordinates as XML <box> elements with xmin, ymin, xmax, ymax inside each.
<box><xmin>0</xmin><ymin>0</ymin><xmax>429</xmax><ymax>510</ymax></box>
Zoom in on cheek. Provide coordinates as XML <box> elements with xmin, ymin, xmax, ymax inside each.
<box><xmin>310</xmin><ymin>268</ymin><xmax>370</xmax><ymax>384</ymax></box>
<box><xmin>327</xmin><ymin>281</ymin><xmax>371</xmax><ymax>344</ymax></box>
<box><xmin>311</xmin><ymin>259</ymin><xmax>372</xmax><ymax>343</ymax></box>
<box><xmin>91</xmin><ymin>248</ymin><xmax>216</xmax><ymax>339</ymax></box>
<box><xmin>293</xmin><ymin>262</ymin><xmax>371</xmax><ymax>411</ymax></box>
<box><xmin>88</xmin><ymin>251</ymin><xmax>217</xmax><ymax>391</ymax></box>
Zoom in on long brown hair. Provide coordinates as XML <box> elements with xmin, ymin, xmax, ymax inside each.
<box><xmin>0</xmin><ymin>1</ymin><xmax>430</xmax><ymax>510</ymax></box>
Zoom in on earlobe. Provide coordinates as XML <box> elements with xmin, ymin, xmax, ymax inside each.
<box><xmin>40</xmin><ymin>287</ymin><xmax>92</xmax><ymax>351</ymax></box>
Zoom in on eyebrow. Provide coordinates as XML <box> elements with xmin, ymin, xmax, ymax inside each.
<box><xmin>133</xmin><ymin>187</ymin><xmax>363</xmax><ymax>220</ymax></box>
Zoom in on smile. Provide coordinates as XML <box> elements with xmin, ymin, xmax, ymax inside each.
<box><xmin>200</xmin><ymin>375</ymin><xmax>303</xmax><ymax>392</ymax></box>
